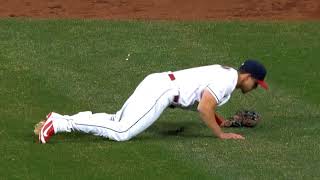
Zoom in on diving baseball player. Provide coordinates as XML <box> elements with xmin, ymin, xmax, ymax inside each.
<box><xmin>34</xmin><ymin>59</ymin><xmax>268</xmax><ymax>143</ymax></box>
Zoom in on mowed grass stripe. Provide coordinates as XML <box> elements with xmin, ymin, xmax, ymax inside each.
<box><xmin>0</xmin><ymin>19</ymin><xmax>319</xmax><ymax>179</ymax></box>
<box><xmin>155</xmin><ymin>86</ymin><xmax>320</xmax><ymax>179</ymax></box>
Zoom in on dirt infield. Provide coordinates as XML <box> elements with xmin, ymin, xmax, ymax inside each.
<box><xmin>0</xmin><ymin>0</ymin><xmax>320</xmax><ymax>20</ymax></box>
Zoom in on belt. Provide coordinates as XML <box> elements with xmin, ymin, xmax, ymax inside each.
<box><xmin>168</xmin><ymin>73</ymin><xmax>176</xmax><ymax>81</ymax></box>
<box><xmin>168</xmin><ymin>73</ymin><xmax>179</xmax><ymax>107</ymax></box>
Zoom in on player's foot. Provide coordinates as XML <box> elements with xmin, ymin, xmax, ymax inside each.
<box><xmin>38</xmin><ymin>112</ymin><xmax>55</xmax><ymax>144</ymax></box>
<box><xmin>34</xmin><ymin>120</ymin><xmax>45</xmax><ymax>135</ymax></box>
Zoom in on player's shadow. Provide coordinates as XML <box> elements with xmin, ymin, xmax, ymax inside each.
<box><xmin>145</xmin><ymin>120</ymin><xmax>213</xmax><ymax>139</ymax></box>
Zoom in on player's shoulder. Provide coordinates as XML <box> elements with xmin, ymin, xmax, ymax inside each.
<box><xmin>210</xmin><ymin>64</ymin><xmax>236</xmax><ymax>72</ymax></box>
<box><xmin>220</xmin><ymin>65</ymin><xmax>233</xmax><ymax>70</ymax></box>
<box><xmin>214</xmin><ymin>64</ymin><xmax>238</xmax><ymax>81</ymax></box>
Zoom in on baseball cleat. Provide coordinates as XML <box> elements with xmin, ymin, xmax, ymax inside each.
<box><xmin>38</xmin><ymin>112</ymin><xmax>55</xmax><ymax>144</ymax></box>
<box><xmin>34</xmin><ymin>120</ymin><xmax>45</xmax><ymax>136</ymax></box>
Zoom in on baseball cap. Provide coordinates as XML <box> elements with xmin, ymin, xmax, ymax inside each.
<box><xmin>239</xmin><ymin>59</ymin><xmax>268</xmax><ymax>90</ymax></box>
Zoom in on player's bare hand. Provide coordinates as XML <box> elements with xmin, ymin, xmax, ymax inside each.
<box><xmin>218</xmin><ymin>133</ymin><xmax>245</xmax><ymax>140</ymax></box>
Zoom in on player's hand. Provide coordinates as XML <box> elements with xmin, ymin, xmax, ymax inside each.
<box><xmin>218</xmin><ymin>133</ymin><xmax>245</xmax><ymax>140</ymax></box>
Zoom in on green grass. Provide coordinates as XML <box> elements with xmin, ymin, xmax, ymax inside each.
<box><xmin>0</xmin><ymin>19</ymin><xmax>320</xmax><ymax>179</ymax></box>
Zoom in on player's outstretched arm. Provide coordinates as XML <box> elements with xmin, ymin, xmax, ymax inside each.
<box><xmin>197</xmin><ymin>90</ymin><xmax>245</xmax><ymax>140</ymax></box>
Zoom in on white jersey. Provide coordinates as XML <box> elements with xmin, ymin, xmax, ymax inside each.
<box><xmin>49</xmin><ymin>64</ymin><xmax>239</xmax><ymax>142</ymax></box>
<box><xmin>172</xmin><ymin>65</ymin><xmax>238</xmax><ymax>108</ymax></box>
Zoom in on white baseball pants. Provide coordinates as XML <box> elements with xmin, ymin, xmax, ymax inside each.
<box><xmin>51</xmin><ymin>72</ymin><xmax>179</xmax><ymax>141</ymax></box>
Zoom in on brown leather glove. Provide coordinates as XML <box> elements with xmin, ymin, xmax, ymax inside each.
<box><xmin>221</xmin><ymin>110</ymin><xmax>261</xmax><ymax>127</ymax></box>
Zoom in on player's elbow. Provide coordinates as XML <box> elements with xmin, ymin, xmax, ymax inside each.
<box><xmin>197</xmin><ymin>103</ymin><xmax>212</xmax><ymax>115</ymax></box>
<box><xmin>198</xmin><ymin>107</ymin><xmax>212</xmax><ymax>120</ymax></box>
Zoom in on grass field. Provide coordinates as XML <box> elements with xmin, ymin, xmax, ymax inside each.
<box><xmin>0</xmin><ymin>19</ymin><xmax>320</xmax><ymax>179</ymax></box>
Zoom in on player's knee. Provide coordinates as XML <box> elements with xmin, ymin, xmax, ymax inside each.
<box><xmin>112</xmin><ymin>128</ymin><xmax>133</xmax><ymax>141</ymax></box>
<box><xmin>113</xmin><ymin>133</ymin><xmax>133</xmax><ymax>142</ymax></box>
<box><xmin>115</xmin><ymin>137</ymin><xmax>131</xmax><ymax>142</ymax></box>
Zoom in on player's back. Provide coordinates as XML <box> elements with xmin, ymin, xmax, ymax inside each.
<box><xmin>172</xmin><ymin>65</ymin><xmax>238</xmax><ymax>107</ymax></box>
<box><xmin>173</xmin><ymin>65</ymin><xmax>236</xmax><ymax>87</ymax></box>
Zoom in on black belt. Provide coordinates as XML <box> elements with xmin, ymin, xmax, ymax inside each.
<box><xmin>168</xmin><ymin>73</ymin><xmax>179</xmax><ymax>107</ymax></box>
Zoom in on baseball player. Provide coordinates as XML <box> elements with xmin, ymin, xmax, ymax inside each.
<box><xmin>34</xmin><ymin>59</ymin><xmax>268</xmax><ymax>143</ymax></box>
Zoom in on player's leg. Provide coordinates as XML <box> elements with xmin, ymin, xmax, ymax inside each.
<box><xmin>61</xmin><ymin>73</ymin><xmax>176</xmax><ymax>141</ymax></box>
<box><xmin>49</xmin><ymin>88</ymin><xmax>175</xmax><ymax>142</ymax></box>
<box><xmin>107</xmin><ymin>87</ymin><xmax>177</xmax><ymax>141</ymax></box>
<box><xmin>37</xmin><ymin>111</ymin><xmax>116</xmax><ymax>143</ymax></box>
<box><xmin>38</xmin><ymin>72</ymin><xmax>177</xmax><ymax>143</ymax></box>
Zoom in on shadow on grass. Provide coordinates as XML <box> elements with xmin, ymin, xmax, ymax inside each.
<box><xmin>27</xmin><ymin>120</ymin><xmax>218</xmax><ymax>144</ymax></box>
<box><xmin>143</xmin><ymin>120</ymin><xmax>214</xmax><ymax>139</ymax></box>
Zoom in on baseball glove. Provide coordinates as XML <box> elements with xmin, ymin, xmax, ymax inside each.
<box><xmin>222</xmin><ymin>110</ymin><xmax>261</xmax><ymax>127</ymax></box>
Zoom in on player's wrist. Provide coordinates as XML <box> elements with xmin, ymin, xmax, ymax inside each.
<box><xmin>216</xmin><ymin>131</ymin><xmax>225</xmax><ymax>139</ymax></box>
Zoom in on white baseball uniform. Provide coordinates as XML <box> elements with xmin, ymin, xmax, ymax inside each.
<box><xmin>50</xmin><ymin>65</ymin><xmax>238</xmax><ymax>141</ymax></box>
